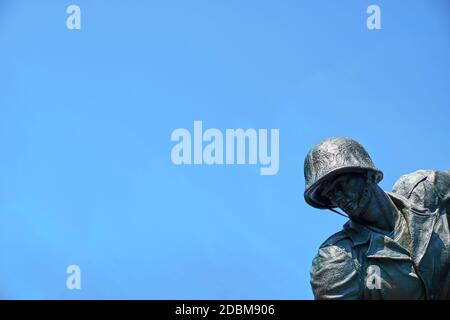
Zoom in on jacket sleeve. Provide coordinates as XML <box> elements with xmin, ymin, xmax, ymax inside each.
<box><xmin>310</xmin><ymin>244</ymin><xmax>363</xmax><ymax>300</ymax></box>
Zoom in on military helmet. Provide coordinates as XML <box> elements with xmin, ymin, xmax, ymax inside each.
<box><xmin>304</xmin><ymin>137</ymin><xmax>383</xmax><ymax>209</ymax></box>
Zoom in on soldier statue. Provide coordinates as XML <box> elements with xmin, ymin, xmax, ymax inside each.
<box><xmin>304</xmin><ymin>137</ymin><xmax>450</xmax><ymax>299</ymax></box>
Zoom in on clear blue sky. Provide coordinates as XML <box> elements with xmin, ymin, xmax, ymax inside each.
<box><xmin>0</xmin><ymin>0</ymin><xmax>449</xmax><ymax>299</ymax></box>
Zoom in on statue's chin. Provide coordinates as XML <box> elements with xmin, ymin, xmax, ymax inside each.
<box><xmin>343</xmin><ymin>204</ymin><xmax>364</xmax><ymax>220</ymax></box>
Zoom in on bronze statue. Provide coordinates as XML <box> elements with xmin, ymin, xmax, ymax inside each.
<box><xmin>392</xmin><ymin>169</ymin><xmax>450</xmax><ymax>214</ymax></box>
<box><xmin>304</xmin><ymin>137</ymin><xmax>450</xmax><ymax>299</ymax></box>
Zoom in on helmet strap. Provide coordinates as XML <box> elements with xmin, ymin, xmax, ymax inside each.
<box><xmin>328</xmin><ymin>207</ymin><xmax>349</xmax><ymax>218</ymax></box>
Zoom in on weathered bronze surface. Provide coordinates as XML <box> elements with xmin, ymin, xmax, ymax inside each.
<box><xmin>304</xmin><ymin>137</ymin><xmax>450</xmax><ymax>299</ymax></box>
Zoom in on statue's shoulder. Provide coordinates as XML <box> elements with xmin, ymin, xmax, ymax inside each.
<box><xmin>313</xmin><ymin>230</ymin><xmax>354</xmax><ymax>273</ymax></box>
<box><xmin>388</xmin><ymin>191</ymin><xmax>432</xmax><ymax>215</ymax></box>
<box><xmin>392</xmin><ymin>169</ymin><xmax>450</xmax><ymax>213</ymax></box>
<box><xmin>319</xmin><ymin>229</ymin><xmax>353</xmax><ymax>251</ymax></box>
<box><xmin>317</xmin><ymin>220</ymin><xmax>370</xmax><ymax>256</ymax></box>
<box><xmin>311</xmin><ymin>229</ymin><xmax>362</xmax><ymax>299</ymax></box>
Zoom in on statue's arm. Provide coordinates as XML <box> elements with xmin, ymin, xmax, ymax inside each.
<box><xmin>310</xmin><ymin>244</ymin><xmax>363</xmax><ymax>300</ymax></box>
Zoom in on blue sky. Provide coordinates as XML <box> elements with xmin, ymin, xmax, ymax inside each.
<box><xmin>0</xmin><ymin>0</ymin><xmax>449</xmax><ymax>299</ymax></box>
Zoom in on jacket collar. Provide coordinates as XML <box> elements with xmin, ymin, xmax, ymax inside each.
<box><xmin>342</xmin><ymin>192</ymin><xmax>437</xmax><ymax>265</ymax></box>
<box><xmin>388</xmin><ymin>192</ymin><xmax>438</xmax><ymax>266</ymax></box>
<box><xmin>343</xmin><ymin>219</ymin><xmax>411</xmax><ymax>260</ymax></box>
<box><xmin>343</xmin><ymin>219</ymin><xmax>371</xmax><ymax>246</ymax></box>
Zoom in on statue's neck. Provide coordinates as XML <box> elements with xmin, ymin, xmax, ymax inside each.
<box><xmin>359</xmin><ymin>188</ymin><xmax>399</xmax><ymax>235</ymax></box>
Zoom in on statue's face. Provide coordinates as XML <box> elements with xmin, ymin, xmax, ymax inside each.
<box><xmin>321</xmin><ymin>173</ymin><xmax>371</xmax><ymax>219</ymax></box>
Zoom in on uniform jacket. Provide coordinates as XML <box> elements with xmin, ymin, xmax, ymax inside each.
<box><xmin>310</xmin><ymin>192</ymin><xmax>450</xmax><ymax>299</ymax></box>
